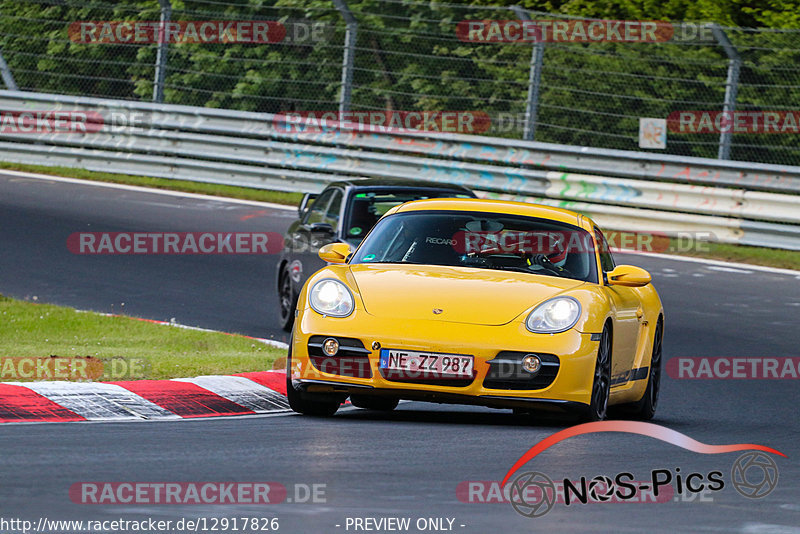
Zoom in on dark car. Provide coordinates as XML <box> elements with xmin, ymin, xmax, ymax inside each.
<box><xmin>276</xmin><ymin>178</ymin><xmax>476</xmax><ymax>330</ymax></box>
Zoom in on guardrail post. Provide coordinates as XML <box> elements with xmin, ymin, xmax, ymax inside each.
<box><xmin>511</xmin><ymin>6</ymin><xmax>544</xmax><ymax>141</ymax></box>
<box><xmin>710</xmin><ymin>24</ymin><xmax>741</xmax><ymax>160</ymax></box>
<box><xmin>0</xmin><ymin>48</ymin><xmax>18</xmax><ymax>90</ymax></box>
<box><xmin>153</xmin><ymin>0</ymin><xmax>172</xmax><ymax>103</ymax></box>
<box><xmin>333</xmin><ymin>0</ymin><xmax>356</xmax><ymax>113</ymax></box>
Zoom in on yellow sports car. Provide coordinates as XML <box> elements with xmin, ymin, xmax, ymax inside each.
<box><xmin>286</xmin><ymin>198</ymin><xmax>664</xmax><ymax>421</ymax></box>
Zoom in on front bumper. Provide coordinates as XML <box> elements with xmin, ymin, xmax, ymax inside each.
<box><xmin>290</xmin><ymin>308</ymin><xmax>600</xmax><ymax>410</ymax></box>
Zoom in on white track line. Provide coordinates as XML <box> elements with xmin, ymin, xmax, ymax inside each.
<box><xmin>705</xmin><ymin>265</ymin><xmax>753</xmax><ymax>274</ymax></box>
<box><xmin>0</xmin><ymin>169</ymin><xmax>295</xmax><ymax>211</ymax></box>
<box><xmin>742</xmin><ymin>524</ymin><xmax>800</xmax><ymax>534</ymax></box>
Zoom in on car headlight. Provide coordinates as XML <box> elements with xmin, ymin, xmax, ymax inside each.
<box><xmin>526</xmin><ymin>297</ymin><xmax>581</xmax><ymax>333</ymax></box>
<box><xmin>309</xmin><ymin>279</ymin><xmax>354</xmax><ymax>317</ymax></box>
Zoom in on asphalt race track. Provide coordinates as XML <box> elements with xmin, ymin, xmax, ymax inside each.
<box><xmin>1</xmin><ymin>172</ymin><xmax>799</xmax><ymax>533</ymax></box>
<box><xmin>0</xmin><ymin>172</ymin><xmax>297</xmax><ymax>344</ymax></box>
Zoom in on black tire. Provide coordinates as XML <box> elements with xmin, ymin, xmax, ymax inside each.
<box><xmin>285</xmin><ymin>345</ymin><xmax>340</xmax><ymax>417</ymax></box>
<box><xmin>350</xmin><ymin>395</ymin><xmax>399</xmax><ymax>411</ymax></box>
<box><xmin>278</xmin><ymin>265</ymin><xmax>297</xmax><ymax>332</ymax></box>
<box><xmin>580</xmin><ymin>324</ymin><xmax>612</xmax><ymax>422</ymax></box>
<box><xmin>628</xmin><ymin>318</ymin><xmax>663</xmax><ymax>420</ymax></box>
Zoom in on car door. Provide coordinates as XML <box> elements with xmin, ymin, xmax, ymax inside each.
<box><xmin>293</xmin><ymin>187</ymin><xmax>344</xmax><ymax>290</ymax></box>
<box><xmin>596</xmin><ymin>227</ymin><xmax>642</xmax><ymax>384</ymax></box>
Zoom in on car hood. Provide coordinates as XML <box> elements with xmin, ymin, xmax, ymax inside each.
<box><xmin>349</xmin><ymin>264</ymin><xmax>585</xmax><ymax>325</ymax></box>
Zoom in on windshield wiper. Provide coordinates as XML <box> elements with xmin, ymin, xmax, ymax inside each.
<box><xmin>485</xmin><ymin>265</ymin><xmax>570</xmax><ymax>278</ymax></box>
<box><xmin>363</xmin><ymin>260</ymin><xmax>425</xmax><ymax>265</ymax></box>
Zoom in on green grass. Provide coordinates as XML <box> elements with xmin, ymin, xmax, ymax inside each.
<box><xmin>609</xmin><ymin>231</ymin><xmax>800</xmax><ymax>271</ymax></box>
<box><xmin>3</xmin><ymin>161</ymin><xmax>798</xmax><ymax>271</ymax></box>
<box><xmin>0</xmin><ymin>294</ymin><xmax>286</xmax><ymax>381</ymax></box>
<box><xmin>675</xmin><ymin>241</ymin><xmax>800</xmax><ymax>271</ymax></box>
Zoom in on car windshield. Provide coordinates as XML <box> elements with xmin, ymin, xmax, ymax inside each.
<box><xmin>352</xmin><ymin>211</ymin><xmax>598</xmax><ymax>283</ymax></box>
<box><xmin>344</xmin><ymin>190</ymin><xmax>472</xmax><ymax>244</ymax></box>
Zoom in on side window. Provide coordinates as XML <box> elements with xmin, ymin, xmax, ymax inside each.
<box><xmin>323</xmin><ymin>190</ymin><xmax>343</xmax><ymax>230</ymax></box>
<box><xmin>595</xmin><ymin>227</ymin><xmax>616</xmax><ymax>273</ymax></box>
<box><xmin>304</xmin><ymin>189</ymin><xmax>335</xmax><ymax>225</ymax></box>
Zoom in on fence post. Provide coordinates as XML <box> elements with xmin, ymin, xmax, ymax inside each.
<box><xmin>0</xmin><ymin>48</ymin><xmax>18</xmax><ymax>90</ymax></box>
<box><xmin>153</xmin><ymin>0</ymin><xmax>172</xmax><ymax>103</ymax></box>
<box><xmin>710</xmin><ymin>24</ymin><xmax>740</xmax><ymax>160</ymax></box>
<box><xmin>511</xmin><ymin>6</ymin><xmax>544</xmax><ymax>141</ymax></box>
<box><xmin>333</xmin><ymin>0</ymin><xmax>356</xmax><ymax>113</ymax></box>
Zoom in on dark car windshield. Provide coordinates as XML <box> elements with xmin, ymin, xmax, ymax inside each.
<box><xmin>344</xmin><ymin>190</ymin><xmax>473</xmax><ymax>244</ymax></box>
<box><xmin>352</xmin><ymin>211</ymin><xmax>598</xmax><ymax>283</ymax></box>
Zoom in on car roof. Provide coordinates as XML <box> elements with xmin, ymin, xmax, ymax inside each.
<box><xmin>390</xmin><ymin>198</ymin><xmax>593</xmax><ymax>230</ymax></box>
<box><xmin>326</xmin><ymin>178</ymin><xmax>475</xmax><ymax>194</ymax></box>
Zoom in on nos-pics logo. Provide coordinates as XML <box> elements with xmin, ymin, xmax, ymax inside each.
<box><xmin>502</xmin><ymin>422</ymin><xmax>783</xmax><ymax>518</ymax></box>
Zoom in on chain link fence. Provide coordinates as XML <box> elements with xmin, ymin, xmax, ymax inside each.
<box><xmin>1</xmin><ymin>0</ymin><xmax>799</xmax><ymax>166</ymax></box>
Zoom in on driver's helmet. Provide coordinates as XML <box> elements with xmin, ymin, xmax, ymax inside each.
<box><xmin>546</xmin><ymin>234</ymin><xmax>568</xmax><ymax>267</ymax></box>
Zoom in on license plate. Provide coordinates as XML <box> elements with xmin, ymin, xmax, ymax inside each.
<box><xmin>379</xmin><ymin>349</ymin><xmax>474</xmax><ymax>378</ymax></box>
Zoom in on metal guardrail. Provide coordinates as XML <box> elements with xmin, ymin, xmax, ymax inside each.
<box><xmin>0</xmin><ymin>90</ymin><xmax>799</xmax><ymax>250</ymax></box>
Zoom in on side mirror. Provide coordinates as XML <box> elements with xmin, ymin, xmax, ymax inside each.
<box><xmin>298</xmin><ymin>193</ymin><xmax>317</xmax><ymax>217</ymax></box>
<box><xmin>607</xmin><ymin>265</ymin><xmax>652</xmax><ymax>287</ymax></box>
<box><xmin>318</xmin><ymin>242</ymin><xmax>354</xmax><ymax>264</ymax></box>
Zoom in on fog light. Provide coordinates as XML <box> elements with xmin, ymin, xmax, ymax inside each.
<box><xmin>322</xmin><ymin>338</ymin><xmax>339</xmax><ymax>356</ymax></box>
<box><xmin>521</xmin><ymin>354</ymin><xmax>541</xmax><ymax>374</ymax></box>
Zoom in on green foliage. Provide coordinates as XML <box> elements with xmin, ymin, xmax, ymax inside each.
<box><xmin>1</xmin><ymin>0</ymin><xmax>799</xmax><ymax>164</ymax></box>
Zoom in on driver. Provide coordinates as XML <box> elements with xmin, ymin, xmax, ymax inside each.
<box><xmin>529</xmin><ymin>235</ymin><xmax>572</xmax><ymax>275</ymax></box>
